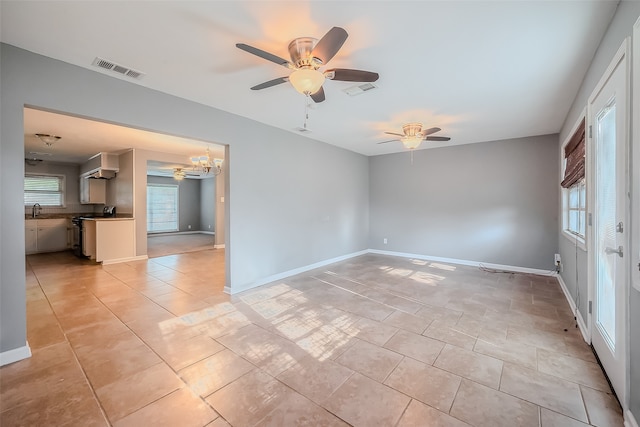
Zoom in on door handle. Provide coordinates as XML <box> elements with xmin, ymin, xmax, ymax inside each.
<box><xmin>605</xmin><ymin>246</ymin><xmax>623</xmax><ymax>257</ymax></box>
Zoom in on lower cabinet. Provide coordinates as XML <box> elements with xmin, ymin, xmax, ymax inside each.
<box><xmin>25</xmin><ymin>219</ymin><xmax>70</xmax><ymax>254</ymax></box>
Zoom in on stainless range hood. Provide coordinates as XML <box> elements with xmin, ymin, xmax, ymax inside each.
<box><xmin>80</xmin><ymin>152</ymin><xmax>119</xmax><ymax>179</ymax></box>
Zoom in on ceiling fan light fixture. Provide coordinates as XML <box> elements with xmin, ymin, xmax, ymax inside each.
<box><xmin>401</xmin><ymin>136</ymin><xmax>424</xmax><ymax>150</ymax></box>
<box><xmin>173</xmin><ymin>168</ymin><xmax>186</xmax><ymax>181</ymax></box>
<box><xmin>289</xmin><ymin>69</ymin><xmax>325</xmax><ymax>95</ymax></box>
<box><xmin>35</xmin><ymin>133</ymin><xmax>61</xmax><ymax>147</ymax></box>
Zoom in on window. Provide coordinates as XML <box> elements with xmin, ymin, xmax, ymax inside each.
<box><xmin>561</xmin><ymin>116</ymin><xmax>586</xmax><ymax>245</ymax></box>
<box><xmin>24</xmin><ymin>174</ymin><xmax>65</xmax><ymax>207</ymax></box>
<box><xmin>147</xmin><ymin>184</ymin><xmax>179</xmax><ymax>233</ymax></box>
<box><xmin>566</xmin><ymin>179</ymin><xmax>586</xmax><ymax>237</ymax></box>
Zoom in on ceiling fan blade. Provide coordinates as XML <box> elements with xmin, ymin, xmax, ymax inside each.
<box><xmin>422</xmin><ymin>127</ymin><xmax>441</xmax><ymax>137</ymax></box>
<box><xmin>310</xmin><ymin>86</ymin><xmax>326</xmax><ymax>103</ymax></box>
<box><xmin>425</xmin><ymin>136</ymin><xmax>451</xmax><ymax>142</ymax></box>
<box><xmin>377</xmin><ymin>139</ymin><xmax>398</xmax><ymax>144</ymax></box>
<box><xmin>236</xmin><ymin>43</ymin><xmax>292</xmax><ymax>68</ymax></box>
<box><xmin>311</xmin><ymin>27</ymin><xmax>348</xmax><ymax>64</ymax></box>
<box><xmin>326</xmin><ymin>69</ymin><xmax>379</xmax><ymax>82</ymax></box>
<box><xmin>384</xmin><ymin>131</ymin><xmax>405</xmax><ymax>137</ymax></box>
<box><xmin>250</xmin><ymin>77</ymin><xmax>289</xmax><ymax>90</ymax></box>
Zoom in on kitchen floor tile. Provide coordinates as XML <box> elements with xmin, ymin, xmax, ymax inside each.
<box><xmin>434</xmin><ymin>344</ymin><xmax>503</xmax><ymax>389</ymax></box>
<box><xmin>334</xmin><ymin>339</ymin><xmax>403</xmax><ymax>382</ymax></box>
<box><xmin>383</xmin><ymin>329</ymin><xmax>445</xmax><ymax>365</ymax></box>
<box><xmin>397</xmin><ymin>399</ymin><xmax>472</xmax><ymax>427</ymax></box>
<box><xmin>179</xmin><ymin>348</ymin><xmax>255</xmax><ymax>397</ymax></box>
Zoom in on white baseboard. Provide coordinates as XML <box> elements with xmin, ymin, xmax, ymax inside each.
<box><xmin>148</xmin><ymin>231</ymin><xmax>214</xmax><ymax>237</ymax></box>
<box><xmin>556</xmin><ymin>274</ymin><xmax>590</xmax><ymax>342</ymax></box>
<box><xmin>0</xmin><ymin>342</ymin><xmax>31</xmax><ymax>366</ymax></box>
<box><xmin>201</xmin><ymin>231</ymin><xmax>215</xmax><ymax>236</ymax></box>
<box><xmin>214</xmin><ymin>244</ymin><xmax>225</xmax><ymax>249</ymax></box>
<box><xmin>367</xmin><ymin>249</ymin><xmax>556</xmax><ymax>276</ymax></box>
<box><xmin>226</xmin><ymin>249</ymin><xmax>369</xmax><ymax>295</ymax></box>
<box><xmin>626</xmin><ymin>410</ymin><xmax>639</xmax><ymax>427</ymax></box>
<box><xmin>102</xmin><ymin>255</ymin><xmax>148</xmax><ymax>265</ymax></box>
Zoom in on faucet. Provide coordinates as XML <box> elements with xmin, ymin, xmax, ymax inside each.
<box><xmin>32</xmin><ymin>203</ymin><xmax>41</xmax><ymax>218</ymax></box>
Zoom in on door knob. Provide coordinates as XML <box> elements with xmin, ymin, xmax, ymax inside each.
<box><xmin>605</xmin><ymin>246</ymin><xmax>623</xmax><ymax>257</ymax></box>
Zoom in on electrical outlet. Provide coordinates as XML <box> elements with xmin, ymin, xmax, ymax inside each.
<box><xmin>383</xmin><ymin>238</ymin><xmax>388</xmax><ymax>244</ymax></box>
<box><xmin>188</xmin><ymin>225</ymin><xmax>191</xmax><ymax>229</ymax></box>
<box><xmin>208</xmin><ymin>225</ymin><xmax>211</xmax><ymax>229</ymax></box>
<box><xmin>554</xmin><ymin>254</ymin><xmax>561</xmax><ymax>264</ymax></box>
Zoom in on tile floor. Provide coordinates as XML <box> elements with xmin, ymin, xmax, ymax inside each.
<box><xmin>0</xmin><ymin>251</ymin><xmax>624</xmax><ymax>426</ymax></box>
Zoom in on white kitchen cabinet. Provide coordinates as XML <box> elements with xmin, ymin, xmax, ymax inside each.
<box><xmin>25</xmin><ymin>219</ymin><xmax>69</xmax><ymax>254</ymax></box>
<box><xmin>80</xmin><ymin>178</ymin><xmax>106</xmax><ymax>204</ymax></box>
<box><xmin>25</xmin><ymin>220</ymin><xmax>38</xmax><ymax>254</ymax></box>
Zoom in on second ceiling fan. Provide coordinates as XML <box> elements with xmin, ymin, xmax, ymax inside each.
<box><xmin>236</xmin><ymin>27</ymin><xmax>379</xmax><ymax>103</ymax></box>
<box><xmin>379</xmin><ymin>123</ymin><xmax>451</xmax><ymax>150</ymax></box>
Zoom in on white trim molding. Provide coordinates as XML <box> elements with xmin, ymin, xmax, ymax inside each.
<box><xmin>214</xmin><ymin>244</ymin><xmax>225</xmax><ymax>249</ymax></box>
<box><xmin>368</xmin><ymin>249</ymin><xmax>556</xmax><ymax>276</ymax></box>
<box><xmin>0</xmin><ymin>342</ymin><xmax>31</xmax><ymax>366</ymax></box>
<box><xmin>102</xmin><ymin>255</ymin><xmax>148</xmax><ymax>265</ymax></box>
<box><xmin>224</xmin><ymin>249</ymin><xmax>369</xmax><ymax>295</ymax></box>
<box><xmin>626</xmin><ymin>409</ymin><xmax>639</xmax><ymax>427</ymax></box>
<box><xmin>556</xmin><ymin>274</ymin><xmax>589</xmax><ymax>342</ymax></box>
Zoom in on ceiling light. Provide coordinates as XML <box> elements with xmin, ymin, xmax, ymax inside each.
<box><xmin>400</xmin><ymin>123</ymin><xmax>425</xmax><ymax>150</ymax></box>
<box><xmin>190</xmin><ymin>146</ymin><xmax>223</xmax><ymax>176</ymax></box>
<box><xmin>173</xmin><ymin>168</ymin><xmax>186</xmax><ymax>181</ymax></box>
<box><xmin>35</xmin><ymin>133</ymin><xmax>61</xmax><ymax>147</ymax></box>
<box><xmin>289</xmin><ymin>69</ymin><xmax>325</xmax><ymax>95</ymax></box>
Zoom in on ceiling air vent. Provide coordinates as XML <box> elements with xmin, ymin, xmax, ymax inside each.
<box><xmin>343</xmin><ymin>82</ymin><xmax>377</xmax><ymax>97</ymax></box>
<box><xmin>92</xmin><ymin>57</ymin><xmax>145</xmax><ymax>80</ymax></box>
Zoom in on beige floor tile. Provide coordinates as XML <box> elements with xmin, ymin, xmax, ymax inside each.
<box><xmin>148</xmin><ymin>333</ymin><xmax>225</xmax><ymax>371</ymax></box>
<box><xmin>397</xmin><ymin>399</ymin><xmax>471</xmax><ymax>427</ymax></box>
<box><xmin>383</xmin><ymin>329</ymin><xmax>445</xmax><ymax>364</ymax></box>
<box><xmin>507</xmin><ymin>325</ymin><xmax>568</xmax><ymax>353</ymax></box>
<box><xmin>580</xmin><ymin>385</ymin><xmax>624</xmax><ymax>427</ymax></box>
<box><xmin>537</xmin><ymin>348</ymin><xmax>610</xmax><ymax>392</ymax></box>
<box><xmin>500</xmin><ymin>363</ymin><xmax>588</xmax><ymax>422</ymax></box>
<box><xmin>335</xmin><ymin>339</ymin><xmax>403</xmax><ymax>382</ymax></box>
<box><xmin>323</xmin><ymin>372</ymin><xmax>411</xmax><ymax>427</ymax></box>
<box><xmin>217</xmin><ymin>323</ymin><xmax>308</xmax><ymax>376</ymax></box>
<box><xmin>473</xmin><ymin>334</ymin><xmax>538</xmax><ymax>370</ymax></box>
<box><xmin>95</xmin><ymin>362</ymin><xmax>184</xmax><ymax>423</ymax></box>
<box><xmin>206</xmin><ymin>418</ymin><xmax>231</xmax><ymax>427</ymax></box>
<box><xmin>179</xmin><ymin>348</ymin><xmax>255</xmax><ymax>397</ymax></box>
<box><xmin>257</xmin><ymin>391</ymin><xmax>350</xmax><ymax>426</ymax></box>
<box><xmin>423</xmin><ymin>320</ymin><xmax>477</xmax><ymax>350</ymax></box>
<box><xmin>450</xmin><ymin>379</ymin><xmax>539</xmax><ymax>427</ymax></box>
<box><xmin>385</xmin><ymin>357</ymin><xmax>462</xmax><ymax>412</ymax></box>
<box><xmin>434</xmin><ymin>344</ymin><xmax>503</xmax><ymax>389</ymax></box>
<box><xmin>206</xmin><ymin>369</ymin><xmax>296</xmax><ymax>426</ymax></box>
<box><xmin>351</xmin><ymin>316</ymin><xmax>398</xmax><ymax>346</ymax></box>
<box><xmin>540</xmin><ymin>408</ymin><xmax>589</xmax><ymax>427</ymax></box>
<box><xmin>277</xmin><ymin>356</ymin><xmax>354</xmax><ymax>404</ymax></box>
<box><xmin>112</xmin><ymin>388</ymin><xmax>217</xmax><ymax>427</ymax></box>
<box><xmin>383</xmin><ymin>310</ymin><xmax>431</xmax><ymax>334</ymax></box>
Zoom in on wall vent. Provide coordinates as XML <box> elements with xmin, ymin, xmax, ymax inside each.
<box><xmin>343</xmin><ymin>83</ymin><xmax>377</xmax><ymax>96</ymax></box>
<box><xmin>92</xmin><ymin>57</ymin><xmax>145</xmax><ymax>80</ymax></box>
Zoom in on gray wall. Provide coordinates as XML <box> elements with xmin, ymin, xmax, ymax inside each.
<box><xmin>0</xmin><ymin>43</ymin><xmax>370</xmax><ymax>355</ymax></box>
<box><xmin>558</xmin><ymin>1</ymin><xmax>640</xmax><ymax>419</ymax></box>
<box><xmin>200</xmin><ymin>177</ymin><xmax>216</xmax><ymax>233</ymax></box>
<box><xmin>370</xmin><ymin>134</ymin><xmax>559</xmax><ymax>270</ymax></box>
<box><xmin>147</xmin><ymin>175</ymin><xmax>201</xmax><ymax>232</ymax></box>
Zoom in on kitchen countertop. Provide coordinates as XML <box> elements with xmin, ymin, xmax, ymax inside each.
<box><xmin>25</xmin><ymin>213</ymin><xmax>134</xmax><ymax>220</ymax></box>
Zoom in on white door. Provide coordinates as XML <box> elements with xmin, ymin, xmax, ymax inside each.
<box><xmin>588</xmin><ymin>42</ymin><xmax>628</xmax><ymax>404</ymax></box>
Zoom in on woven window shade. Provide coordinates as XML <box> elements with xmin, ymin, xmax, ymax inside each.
<box><xmin>561</xmin><ymin>118</ymin><xmax>586</xmax><ymax>188</ymax></box>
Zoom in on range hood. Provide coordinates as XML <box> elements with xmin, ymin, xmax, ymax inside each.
<box><xmin>80</xmin><ymin>152</ymin><xmax>119</xmax><ymax>179</ymax></box>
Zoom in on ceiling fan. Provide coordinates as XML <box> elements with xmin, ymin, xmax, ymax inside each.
<box><xmin>236</xmin><ymin>27</ymin><xmax>379</xmax><ymax>103</ymax></box>
<box><xmin>378</xmin><ymin>123</ymin><xmax>451</xmax><ymax>150</ymax></box>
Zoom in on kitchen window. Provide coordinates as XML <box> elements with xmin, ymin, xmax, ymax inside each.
<box><xmin>147</xmin><ymin>184</ymin><xmax>179</xmax><ymax>233</ymax></box>
<box><xmin>560</xmin><ymin>115</ymin><xmax>586</xmax><ymax>247</ymax></box>
<box><xmin>24</xmin><ymin>174</ymin><xmax>65</xmax><ymax>207</ymax></box>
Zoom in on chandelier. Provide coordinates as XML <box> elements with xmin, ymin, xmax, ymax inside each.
<box><xmin>190</xmin><ymin>147</ymin><xmax>223</xmax><ymax>176</ymax></box>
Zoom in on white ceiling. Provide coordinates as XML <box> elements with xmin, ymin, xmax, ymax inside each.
<box><xmin>2</xmin><ymin>1</ymin><xmax>619</xmax><ymax>157</ymax></box>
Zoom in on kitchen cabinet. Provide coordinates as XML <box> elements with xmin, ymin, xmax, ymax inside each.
<box><xmin>25</xmin><ymin>219</ymin><xmax>69</xmax><ymax>254</ymax></box>
<box><xmin>82</xmin><ymin>218</ymin><xmax>135</xmax><ymax>263</ymax></box>
<box><xmin>80</xmin><ymin>178</ymin><xmax>106</xmax><ymax>204</ymax></box>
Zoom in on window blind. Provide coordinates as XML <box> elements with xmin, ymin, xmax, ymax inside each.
<box><xmin>147</xmin><ymin>184</ymin><xmax>179</xmax><ymax>232</ymax></box>
<box><xmin>561</xmin><ymin>118</ymin><xmax>586</xmax><ymax>188</ymax></box>
<box><xmin>24</xmin><ymin>175</ymin><xmax>64</xmax><ymax>206</ymax></box>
